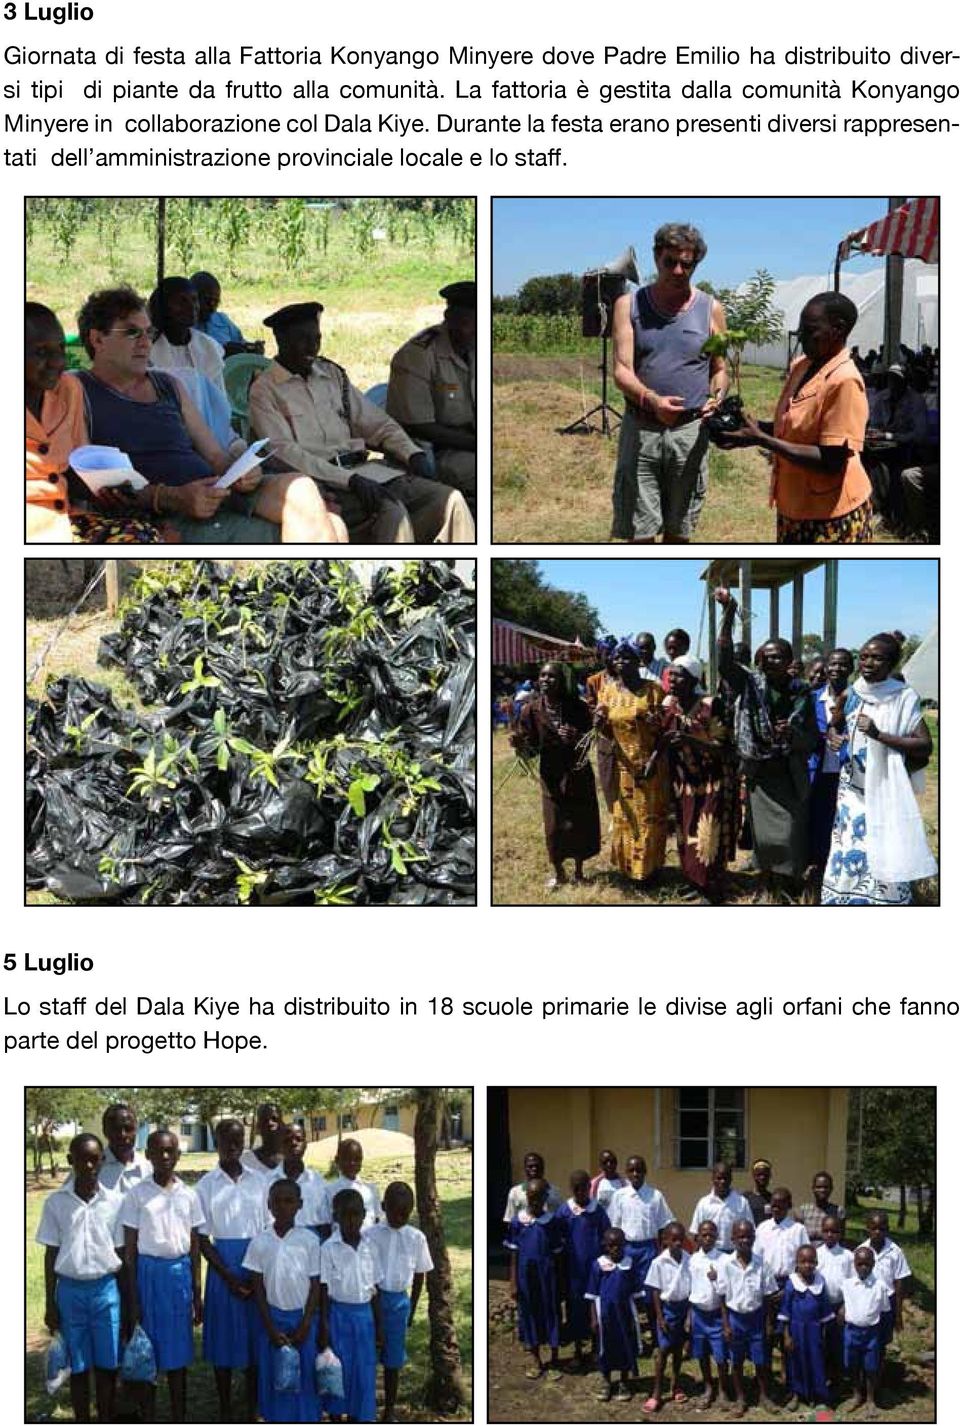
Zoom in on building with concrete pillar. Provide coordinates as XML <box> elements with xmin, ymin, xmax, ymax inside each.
<box><xmin>702</xmin><ymin>559</ymin><xmax>839</xmax><ymax>691</ymax></box>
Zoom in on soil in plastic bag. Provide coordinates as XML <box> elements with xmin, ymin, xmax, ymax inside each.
<box><xmin>26</xmin><ymin>560</ymin><xmax>476</xmax><ymax>906</ymax></box>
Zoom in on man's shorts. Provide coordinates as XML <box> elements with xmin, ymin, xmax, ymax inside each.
<box><xmin>726</xmin><ymin>1306</ymin><xmax>767</xmax><ymax>1368</ymax></box>
<box><xmin>612</xmin><ymin>407</ymin><xmax>709</xmax><ymax>541</ymax></box>
<box><xmin>690</xmin><ymin>1305</ymin><xmax>727</xmax><ymax>1363</ymax></box>
<box><xmin>169</xmin><ymin>487</ymin><xmax>281</xmax><ymax>543</ymax></box>
<box><xmin>56</xmin><ymin>1274</ymin><xmax>121</xmax><ymax>1374</ymax></box>
<box><xmin>844</xmin><ymin>1321</ymin><xmax>881</xmax><ymax>1374</ymax></box>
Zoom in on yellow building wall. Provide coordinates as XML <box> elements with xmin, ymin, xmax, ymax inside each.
<box><xmin>366</xmin><ymin>1095</ymin><xmax>473</xmax><ymax>1140</ymax></box>
<box><xmin>506</xmin><ymin>1088</ymin><xmax>848</xmax><ymax>1227</ymax></box>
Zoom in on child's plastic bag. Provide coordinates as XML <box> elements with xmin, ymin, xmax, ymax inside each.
<box><xmin>315</xmin><ymin>1346</ymin><xmax>344</xmax><ymax>1398</ymax></box>
<box><xmin>274</xmin><ymin>1342</ymin><xmax>301</xmax><ymax>1394</ymax></box>
<box><xmin>120</xmin><ymin>1325</ymin><xmax>158</xmax><ymax>1384</ymax></box>
<box><xmin>45</xmin><ymin>1332</ymin><xmax>71</xmax><ymax>1395</ymax></box>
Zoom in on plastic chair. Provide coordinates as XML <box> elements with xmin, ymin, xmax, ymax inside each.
<box><xmin>223</xmin><ymin>353</ymin><xmax>272</xmax><ymax>441</ymax></box>
<box><xmin>365</xmin><ymin>383</ymin><xmax>436</xmax><ymax>476</ymax></box>
<box><xmin>64</xmin><ymin>334</ymin><xmax>90</xmax><ymax>371</ymax></box>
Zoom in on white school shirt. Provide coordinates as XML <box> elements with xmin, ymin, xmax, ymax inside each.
<box><xmin>363</xmin><ymin>1222</ymin><xmax>434</xmax><ymax>1292</ymax></box>
<box><xmin>754</xmin><ymin>1215</ymin><xmax>810</xmax><ymax>1279</ymax></box>
<box><xmin>328</xmin><ymin>1175</ymin><xmax>382</xmax><ymax>1227</ymax></box>
<box><xmin>243</xmin><ymin>1225</ymin><xmax>321</xmax><ymax>1311</ymax></box>
<box><xmin>690</xmin><ymin>1190</ymin><xmax>755</xmax><ymax>1251</ymax></box>
<box><xmin>716</xmin><ymin>1252</ymin><xmax>777</xmax><ymax>1313</ymax></box>
<box><xmin>645</xmin><ymin>1248</ymin><xmax>692</xmax><ymax>1303</ymax></box>
<box><xmin>266</xmin><ymin>1165</ymin><xmax>332</xmax><ymax>1231</ymax></box>
<box><xmin>99</xmin><ymin>1147</ymin><xmax>150</xmax><ymax>1194</ymax></box>
<box><xmin>816</xmin><ymin>1242</ymin><xmax>854</xmax><ymax>1304</ymax></box>
<box><xmin>858</xmin><ymin>1238</ymin><xmax>910</xmax><ymax>1297</ymax></box>
<box><xmin>840</xmin><ymin>1272</ymin><xmax>890</xmax><ymax>1327</ymax></box>
<box><xmin>776</xmin><ymin>1271</ymin><xmax>833</xmax><ymax>1323</ymax></box>
<box><xmin>503</xmin><ymin>1180</ymin><xmax>563</xmax><ymax>1222</ymax></box>
<box><xmin>239</xmin><ymin>1148</ymin><xmax>282</xmax><ymax>1177</ymax></box>
<box><xmin>320</xmin><ymin>1234</ymin><xmax>383</xmax><ymax>1304</ymax></box>
<box><xmin>607</xmin><ymin>1183</ymin><xmax>673</xmax><ymax>1242</ymax></box>
<box><xmin>595</xmin><ymin>1176</ymin><xmax>627</xmax><ymax>1214</ymax></box>
<box><xmin>36</xmin><ymin>1181</ymin><xmax>125</xmax><ymax>1280</ymax></box>
<box><xmin>689</xmin><ymin>1247</ymin><xmax>724</xmax><ymax>1311</ymax></box>
<box><xmin>120</xmin><ymin>1175</ymin><xmax>205</xmax><ymax>1258</ymax></box>
<box><xmin>196</xmin><ymin>1165</ymin><xmax>269</xmax><ymax>1241</ymax></box>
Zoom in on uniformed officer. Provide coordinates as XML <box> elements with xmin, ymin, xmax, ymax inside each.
<box><xmin>387</xmin><ymin>280</ymin><xmax>476</xmax><ymax>513</ymax></box>
<box><xmin>247</xmin><ymin>301</ymin><xmax>474</xmax><ymax>544</ymax></box>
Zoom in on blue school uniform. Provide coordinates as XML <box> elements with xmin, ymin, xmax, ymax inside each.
<box><xmin>584</xmin><ymin>1256</ymin><xmax>642</xmax><ymax>1374</ymax></box>
<box><xmin>363</xmin><ymin>1222</ymin><xmax>434</xmax><ymax>1369</ymax></box>
<box><xmin>56</xmin><ymin>1276</ymin><xmax>122</xmax><ymax>1373</ymax></box>
<box><xmin>35</xmin><ymin>1180</ymin><xmax>126</xmax><ymax>1375</ymax></box>
<box><xmin>121</xmin><ymin>1176</ymin><xmax>204</xmax><ymax>1373</ymax></box>
<box><xmin>197</xmin><ymin>1165</ymin><xmax>268</xmax><ymax>1369</ymax></box>
<box><xmin>777</xmin><ymin>1273</ymin><xmax>832</xmax><ymax>1402</ymax></box>
<box><xmin>243</xmin><ymin>1225</ymin><xmax>321</xmax><ymax>1423</ymax></box>
<box><xmin>320</xmin><ymin>1234</ymin><xmax>382</xmax><ymax>1423</ymax></box>
<box><xmin>555</xmin><ymin>1200</ymin><xmax>610</xmax><ymax>1343</ymax></box>
<box><xmin>505</xmin><ymin>1213</ymin><xmax>564</xmax><ymax>1349</ymax></box>
<box><xmin>255</xmin><ymin>1307</ymin><xmax>319</xmax><ymax>1423</ymax></box>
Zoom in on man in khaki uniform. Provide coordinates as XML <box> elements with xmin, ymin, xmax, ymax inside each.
<box><xmin>248</xmin><ymin>301</ymin><xmax>474</xmax><ymax>543</ymax></box>
<box><xmin>387</xmin><ymin>281</ymin><xmax>476</xmax><ymax>514</ymax></box>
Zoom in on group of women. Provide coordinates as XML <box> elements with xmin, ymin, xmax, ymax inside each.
<box><xmin>509</xmin><ymin>589</ymin><xmax>937</xmax><ymax>905</ymax></box>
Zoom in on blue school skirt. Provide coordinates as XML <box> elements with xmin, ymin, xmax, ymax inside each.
<box><xmin>727</xmin><ymin>1306</ymin><xmax>767</xmax><ymax>1367</ymax></box>
<box><xmin>655</xmin><ymin>1298</ymin><xmax>689</xmax><ymax>1352</ymax></box>
<box><xmin>137</xmin><ymin>1254</ymin><xmax>194</xmax><ymax>1372</ymax></box>
<box><xmin>56</xmin><ymin>1274</ymin><xmax>121</xmax><ymax>1374</ymax></box>
<box><xmin>844</xmin><ymin>1321</ymin><xmax>881</xmax><ymax>1374</ymax></box>
<box><xmin>202</xmin><ymin>1238</ymin><xmax>254</xmax><ymax>1368</ymax></box>
<box><xmin>690</xmin><ymin>1305</ymin><xmax>727</xmax><ymax>1363</ymax></box>
<box><xmin>624</xmin><ymin>1238</ymin><xmax>657</xmax><ymax>1302</ymax></box>
<box><xmin>380</xmin><ymin>1289</ymin><xmax>410</xmax><ymax>1369</ymax></box>
<box><xmin>327</xmin><ymin>1299</ymin><xmax>377</xmax><ymax>1423</ymax></box>
<box><xmin>255</xmin><ymin>1305</ymin><xmax>318</xmax><ymax>1423</ymax></box>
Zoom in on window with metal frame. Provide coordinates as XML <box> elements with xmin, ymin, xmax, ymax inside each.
<box><xmin>674</xmin><ymin>1088</ymin><xmax>746</xmax><ymax>1169</ymax></box>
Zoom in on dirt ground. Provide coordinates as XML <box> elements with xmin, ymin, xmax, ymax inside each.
<box><xmin>488</xmin><ymin>1279</ymin><xmax>935</xmax><ymax>1423</ymax></box>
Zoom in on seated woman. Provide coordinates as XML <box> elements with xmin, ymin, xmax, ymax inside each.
<box><xmin>820</xmin><ymin>633</ymin><xmax>937</xmax><ymax>905</ymax></box>
<box><xmin>719</xmin><ymin>292</ymin><xmax>873</xmax><ymax>544</ymax></box>
<box><xmin>594</xmin><ymin>640</ymin><xmax>669</xmax><ymax>886</ymax></box>
<box><xmin>26</xmin><ymin>302</ymin><xmax>166</xmax><ymax>545</ymax></box>
<box><xmin>149</xmin><ymin>276</ymin><xmax>227</xmax><ymax>397</ymax></box>
<box><xmin>512</xmin><ymin>661</ymin><xmax>601</xmax><ymax>891</ymax></box>
<box><xmin>660</xmin><ymin>655</ymin><xmax>737</xmax><ymax>903</ymax></box>
<box><xmin>71</xmin><ymin>286</ymin><xmax>346</xmax><ymax>544</ymax></box>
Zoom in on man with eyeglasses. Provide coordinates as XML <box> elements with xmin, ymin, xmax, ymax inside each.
<box><xmin>611</xmin><ymin>222</ymin><xmax>728</xmax><ymax>544</ymax></box>
<box><xmin>70</xmin><ymin>286</ymin><xmax>346</xmax><ymax>543</ymax></box>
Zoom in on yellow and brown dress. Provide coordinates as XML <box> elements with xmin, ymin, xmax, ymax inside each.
<box><xmin>601</xmin><ymin>680</ymin><xmax>669</xmax><ymax>881</ymax></box>
<box><xmin>661</xmin><ymin>694</ymin><xmax>738</xmax><ymax>897</ymax></box>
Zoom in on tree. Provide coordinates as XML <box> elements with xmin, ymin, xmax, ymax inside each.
<box><xmin>516</xmin><ymin>273</ymin><xmax>580</xmax><ymax>316</ymax></box>
<box><xmin>26</xmin><ymin>1088</ymin><xmax>102</xmax><ymax>1177</ymax></box>
<box><xmin>412</xmin><ymin>1089</ymin><xmax>468</xmax><ymax>1412</ymax></box>
<box><xmin>492</xmin><ymin>560</ymin><xmax>602</xmax><ymax>644</ymax></box>
<box><xmin>700</xmin><ymin>269</ymin><xmax>786</xmax><ymax>398</ymax></box>
<box><xmin>857</xmin><ymin>1088</ymin><xmax>935</xmax><ymax>1235</ymax></box>
<box><xmin>802</xmin><ymin>633</ymin><xmax>825</xmax><ymax>661</ymax></box>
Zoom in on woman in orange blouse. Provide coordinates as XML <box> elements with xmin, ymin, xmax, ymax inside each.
<box><xmin>722</xmin><ymin>292</ymin><xmax>873</xmax><ymax>543</ymax></box>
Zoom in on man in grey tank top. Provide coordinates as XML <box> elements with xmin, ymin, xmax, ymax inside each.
<box><xmin>611</xmin><ymin>223</ymin><xmax>728</xmax><ymax>542</ymax></box>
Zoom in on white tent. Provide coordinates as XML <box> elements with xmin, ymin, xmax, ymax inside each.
<box><xmin>902</xmin><ymin>623</ymin><xmax>938</xmax><ymax>703</ymax></box>
<box><xmin>743</xmin><ymin>260</ymin><xmax>939</xmax><ymax>369</ymax></box>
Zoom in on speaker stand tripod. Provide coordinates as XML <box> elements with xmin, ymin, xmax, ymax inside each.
<box><xmin>559</xmin><ymin>336</ymin><xmax>623</xmax><ymax>437</ymax></box>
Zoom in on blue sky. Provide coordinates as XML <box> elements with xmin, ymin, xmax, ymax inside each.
<box><xmin>493</xmin><ymin>197</ymin><xmax>894</xmax><ymax>295</ymax></box>
<box><xmin>537</xmin><ymin>559</ymin><xmax>938</xmax><ymax>653</ymax></box>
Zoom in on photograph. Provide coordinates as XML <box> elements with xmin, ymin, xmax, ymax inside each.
<box><xmin>25</xmin><ymin>1086</ymin><xmax>472</xmax><ymax>1423</ymax></box>
<box><xmin>492</xmin><ymin>557</ymin><xmax>938</xmax><ymax>906</ymax></box>
<box><xmin>26</xmin><ymin>557</ymin><xmax>476</xmax><ymax>906</ymax></box>
<box><xmin>26</xmin><ymin>196</ymin><xmax>476</xmax><ymax>546</ymax></box>
<box><xmin>487</xmin><ymin>1086</ymin><xmax>934</xmax><ymax>1423</ymax></box>
<box><xmin>492</xmin><ymin>196</ymin><xmax>939</xmax><ymax>545</ymax></box>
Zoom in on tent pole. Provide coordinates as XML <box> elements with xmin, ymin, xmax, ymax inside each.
<box><xmin>707</xmin><ymin>579</ymin><xmax>717</xmax><ymax>694</ymax></box>
<box><xmin>792</xmin><ymin>573</ymin><xmax>804</xmax><ymax>656</ymax></box>
<box><xmin>157</xmin><ymin>197</ymin><xmax>166</xmax><ymax>289</ymax></box>
<box><xmin>883</xmin><ymin>197</ymin><xmax>906</xmax><ymax>365</ymax></box>
<box><xmin>823</xmin><ymin>561</ymin><xmax>838</xmax><ymax>652</ymax></box>
<box><xmin>833</xmin><ymin>243</ymin><xmax>843</xmax><ymax>292</ymax></box>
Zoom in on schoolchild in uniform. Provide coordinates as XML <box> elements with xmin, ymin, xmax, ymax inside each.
<box><xmin>690</xmin><ymin>1162</ymin><xmax>755</xmax><ymax>1253</ymax></box>
<box><xmin>777</xmin><ymin>1244</ymin><xmax>833</xmax><ymax>1411</ymax></box>
<box><xmin>504</xmin><ymin>1178</ymin><xmax>564</xmax><ymax>1380</ymax></box>
<box><xmin>589</xmin><ymin>1150</ymin><xmax>626</xmax><ymax>1216</ymax></box>
<box><xmin>36</xmin><ymin>1133</ymin><xmax>126</xmax><ymax>1424</ymax></box>
<box><xmin>717</xmin><ymin>1219</ymin><xmax>778</xmax><ymax>1418</ymax></box>
<box><xmin>320</xmin><ymin>1188</ymin><xmax>384</xmax><ymax>1423</ymax></box>
<box><xmin>328</xmin><ymin>1138</ymin><xmax>382</xmax><ymax>1228</ymax></box>
<box><xmin>122</xmin><ymin>1129</ymin><xmax>204</xmax><ymax>1424</ymax></box>
<box><xmin>556</xmin><ymin>1170</ymin><xmax>610</xmax><ymax>1368</ymax></box>
<box><xmin>754</xmin><ymin>1187</ymin><xmax>810</xmax><ymax>1383</ymax></box>
<box><xmin>607</xmin><ymin>1155</ymin><xmax>673</xmax><ymax>1322</ymax></box>
<box><xmin>363</xmin><ymin>1181</ymin><xmax>434</xmax><ymax>1422</ymax></box>
<box><xmin>197</xmin><ymin>1118</ymin><xmax>269</xmax><ymax>1424</ymax></box>
<box><xmin>502</xmin><ymin>1151</ymin><xmax>563</xmax><ymax>1221</ymax></box>
<box><xmin>816</xmin><ymin>1215</ymin><xmax>853</xmax><ymax>1393</ymax></box>
<box><xmin>838</xmin><ymin>1246</ymin><xmax>888</xmax><ymax>1414</ymax></box>
<box><xmin>244</xmin><ymin>1178</ymin><xmax>321</xmax><ymax>1423</ymax></box>
<box><xmin>860</xmin><ymin>1210</ymin><xmax>911</xmax><ymax>1361</ymax></box>
<box><xmin>99</xmin><ymin>1104</ymin><xmax>150</xmax><ymax>1194</ymax></box>
<box><xmin>644</xmin><ymin>1221</ymin><xmax>692</xmax><ymax>1413</ymax></box>
<box><xmin>268</xmin><ymin>1123</ymin><xmax>332</xmax><ymax>1240</ymax></box>
<box><xmin>240</xmin><ymin>1103</ymin><xmax>287</xmax><ymax>1177</ymax></box>
<box><xmin>584</xmin><ymin>1227</ymin><xmax>643</xmax><ymax>1402</ymax></box>
<box><xmin>688</xmin><ymin>1220</ymin><xmax>731</xmax><ymax>1410</ymax></box>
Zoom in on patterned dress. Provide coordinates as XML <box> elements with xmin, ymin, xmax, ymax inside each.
<box><xmin>601</xmin><ymin>680</ymin><xmax>668</xmax><ymax>882</ymax></box>
<box><xmin>661</xmin><ymin>694</ymin><xmax>738</xmax><ymax>896</ymax></box>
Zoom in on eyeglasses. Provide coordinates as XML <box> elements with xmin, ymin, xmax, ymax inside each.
<box><xmin>106</xmin><ymin>325</ymin><xmax>158</xmax><ymax>342</ymax></box>
<box><xmin>658</xmin><ymin>253</ymin><xmax>696</xmax><ymax>272</ymax></box>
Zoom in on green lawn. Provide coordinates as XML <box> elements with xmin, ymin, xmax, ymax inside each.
<box><xmin>25</xmin><ymin>1148</ymin><xmax>472</xmax><ymax>1422</ymax></box>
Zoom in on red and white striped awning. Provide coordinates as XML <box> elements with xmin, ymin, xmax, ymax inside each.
<box><xmin>838</xmin><ymin>197</ymin><xmax>939</xmax><ymax>265</ymax></box>
<box><xmin>492</xmin><ymin>619</ymin><xmax>587</xmax><ymax>666</ymax></box>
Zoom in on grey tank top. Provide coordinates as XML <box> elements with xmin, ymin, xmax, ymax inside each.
<box><xmin>631</xmin><ymin>286</ymin><xmax>712</xmax><ymax>411</ymax></box>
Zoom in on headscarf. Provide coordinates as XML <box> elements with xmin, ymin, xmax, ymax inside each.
<box><xmin>613</xmin><ymin>638</ymin><xmax>639</xmax><ymax>662</ymax></box>
<box><xmin>670</xmin><ymin>654</ymin><xmax>706</xmax><ymax>693</ymax></box>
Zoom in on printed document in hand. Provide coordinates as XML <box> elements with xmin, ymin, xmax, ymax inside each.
<box><xmin>215</xmin><ymin>439</ymin><xmax>271</xmax><ymax>490</ymax></box>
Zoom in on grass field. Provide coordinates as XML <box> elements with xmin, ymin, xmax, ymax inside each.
<box><xmin>488</xmin><ymin>1194</ymin><xmax>934</xmax><ymax>1422</ymax></box>
<box><xmin>491</xmin><ymin>724</ymin><xmax>940</xmax><ymax>906</ymax></box>
<box><xmin>26</xmin><ymin>198</ymin><xmax>475</xmax><ymax>394</ymax></box>
<box><xmin>492</xmin><ymin>356</ymin><xmax>902</xmax><ymax>545</ymax></box>
<box><xmin>25</xmin><ymin>1146</ymin><xmax>473</xmax><ymax>1423</ymax></box>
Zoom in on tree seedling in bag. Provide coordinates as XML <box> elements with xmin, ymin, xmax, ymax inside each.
<box><xmin>315</xmin><ymin>1347</ymin><xmax>344</xmax><ymax>1397</ymax></box>
<box><xmin>120</xmin><ymin>1325</ymin><xmax>158</xmax><ymax>1384</ymax></box>
<box><xmin>274</xmin><ymin>1342</ymin><xmax>301</xmax><ymax>1394</ymax></box>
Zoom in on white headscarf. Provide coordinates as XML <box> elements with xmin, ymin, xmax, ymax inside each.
<box><xmin>671</xmin><ymin>654</ymin><xmax>706</xmax><ymax>694</ymax></box>
<box><xmin>850</xmin><ymin>677</ymin><xmax>937</xmax><ymax>882</ymax></box>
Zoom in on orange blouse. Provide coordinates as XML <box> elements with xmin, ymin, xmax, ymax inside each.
<box><xmin>771</xmin><ymin>348</ymin><xmax>872</xmax><ymax>523</ymax></box>
<box><xmin>26</xmin><ymin>375</ymin><xmax>87</xmax><ymax>512</ymax></box>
